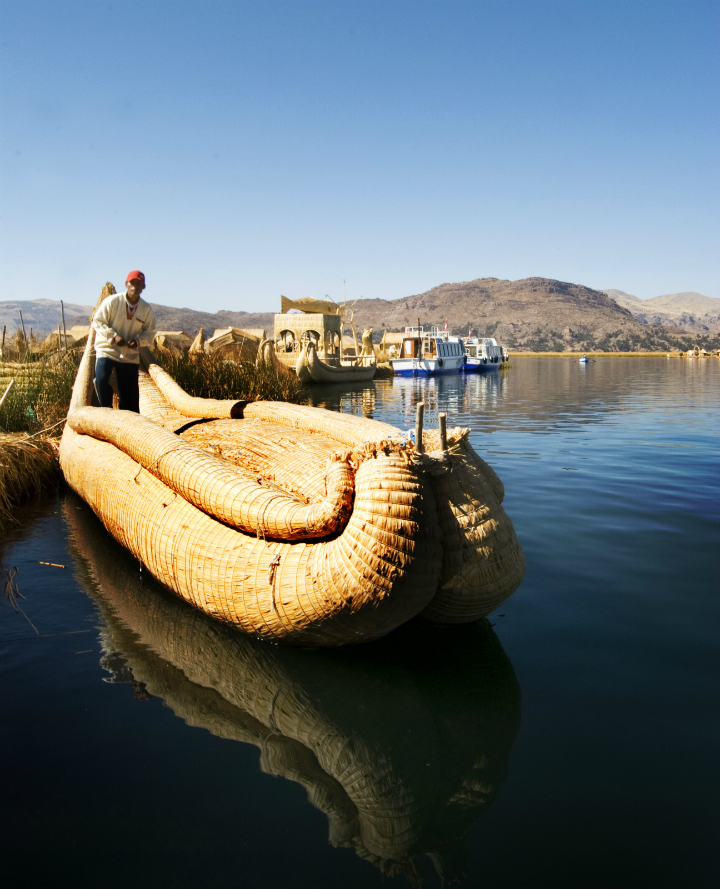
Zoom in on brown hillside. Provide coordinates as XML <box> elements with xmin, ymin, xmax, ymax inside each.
<box><xmin>350</xmin><ymin>277</ymin><xmax>712</xmax><ymax>352</ymax></box>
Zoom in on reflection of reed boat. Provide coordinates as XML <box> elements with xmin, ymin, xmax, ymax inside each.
<box><xmin>295</xmin><ymin>341</ymin><xmax>376</xmax><ymax>383</ymax></box>
<box><xmin>59</xmin><ymin>296</ymin><xmax>525</xmax><ymax>645</ymax></box>
<box><xmin>65</xmin><ymin>497</ymin><xmax>521</xmax><ymax>885</ymax></box>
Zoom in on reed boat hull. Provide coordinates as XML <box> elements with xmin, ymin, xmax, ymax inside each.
<box><xmin>59</xmin><ymin>313</ymin><xmax>525</xmax><ymax>645</ymax></box>
<box><xmin>297</xmin><ymin>341</ymin><xmax>377</xmax><ymax>383</ymax></box>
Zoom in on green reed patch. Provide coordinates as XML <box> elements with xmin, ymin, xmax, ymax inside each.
<box><xmin>0</xmin><ymin>351</ymin><xmax>82</xmax><ymax>435</ymax></box>
<box><xmin>155</xmin><ymin>350</ymin><xmax>307</xmax><ymax>405</ymax></box>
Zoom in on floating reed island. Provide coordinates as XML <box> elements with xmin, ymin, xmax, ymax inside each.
<box><xmin>60</xmin><ymin>299</ymin><xmax>525</xmax><ymax>646</ymax></box>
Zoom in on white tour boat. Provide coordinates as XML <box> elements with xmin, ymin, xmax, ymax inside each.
<box><xmin>461</xmin><ymin>336</ymin><xmax>505</xmax><ymax>373</ymax></box>
<box><xmin>390</xmin><ymin>326</ymin><xmax>466</xmax><ymax>376</ymax></box>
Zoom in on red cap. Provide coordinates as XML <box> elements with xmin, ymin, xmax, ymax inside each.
<box><xmin>126</xmin><ymin>270</ymin><xmax>146</xmax><ymax>284</ymax></box>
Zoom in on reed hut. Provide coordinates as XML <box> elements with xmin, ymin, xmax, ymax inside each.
<box><xmin>153</xmin><ymin>331</ymin><xmax>193</xmax><ymax>356</ymax></box>
<box><xmin>204</xmin><ymin>326</ymin><xmax>262</xmax><ymax>362</ymax></box>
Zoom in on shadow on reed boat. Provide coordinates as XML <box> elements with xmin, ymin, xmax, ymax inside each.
<box><xmin>65</xmin><ymin>497</ymin><xmax>522</xmax><ymax>886</ymax></box>
<box><xmin>59</xmin><ymin>288</ymin><xmax>525</xmax><ymax>646</ymax></box>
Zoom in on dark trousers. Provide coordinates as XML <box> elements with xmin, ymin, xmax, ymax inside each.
<box><xmin>95</xmin><ymin>358</ymin><xmax>140</xmax><ymax>413</ymax></box>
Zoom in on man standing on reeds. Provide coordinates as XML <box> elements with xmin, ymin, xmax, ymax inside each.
<box><xmin>93</xmin><ymin>270</ymin><xmax>156</xmax><ymax>412</ymax></box>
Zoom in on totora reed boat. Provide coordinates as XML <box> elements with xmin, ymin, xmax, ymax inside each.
<box><xmin>59</xmin><ymin>296</ymin><xmax>525</xmax><ymax>646</ymax></box>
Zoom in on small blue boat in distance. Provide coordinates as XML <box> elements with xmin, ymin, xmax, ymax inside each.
<box><xmin>390</xmin><ymin>326</ymin><xmax>466</xmax><ymax>376</ymax></box>
<box><xmin>579</xmin><ymin>354</ymin><xmax>589</xmax><ymax>364</ymax></box>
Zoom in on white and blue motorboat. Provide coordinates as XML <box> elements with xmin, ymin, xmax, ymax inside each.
<box><xmin>461</xmin><ymin>336</ymin><xmax>505</xmax><ymax>373</ymax></box>
<box><xmin>390</xmin><ymin>326</ymin><xmax>466</xmax><ymax>376</ymax></box>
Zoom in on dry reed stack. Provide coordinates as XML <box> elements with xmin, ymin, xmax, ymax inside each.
<box><xmin>65</xmin><ymin>498</ymin><xmax>521</xmax><ymax>884</ymax></box>
<box><xmin>0</xmin><ymin>435</ymin><xmax>59</xmax><ymax>530</ymax></box>
<box><xmin>60</xmin><ymin>294</ymin><xmax>525</xmax><ymax>645</ymax></box>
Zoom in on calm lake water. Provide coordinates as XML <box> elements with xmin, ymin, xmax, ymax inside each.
<box><xmin>2</xmin><ymin>357</ymin><xmax>718</xmax><ymax>888</ymax></box>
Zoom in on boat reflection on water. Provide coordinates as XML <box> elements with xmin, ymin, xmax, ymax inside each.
<box><xmin>65</xmin><ymin>497</ymin><xmax>521</xmax><ymax>886</ymax></box>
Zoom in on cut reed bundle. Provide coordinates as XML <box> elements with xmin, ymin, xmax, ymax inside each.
<box><xmin>0</xmin><ymin>434</ymin><xmax>59</xmax><ymax>528</ymax></box>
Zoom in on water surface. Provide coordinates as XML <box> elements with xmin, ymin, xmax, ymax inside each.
<box><xmin>2</xmin><ymin>357</ymin><xmax>718</xmax><ymax>887</ymax></box>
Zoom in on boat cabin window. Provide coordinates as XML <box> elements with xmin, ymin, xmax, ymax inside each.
<box><xmin>403</xmin><ymin>338</ymin><xmax>420</xmax><ymax>358</ymax></box>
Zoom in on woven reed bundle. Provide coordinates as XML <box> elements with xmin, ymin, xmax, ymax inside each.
<box><xmin>65</xmin><ymin>497</ymin><xmax>520</xmax><ymax>883</ymax></box>
<box><xmin>68</xmin><ymin>295</ymin><xmax>104</xmax><ymax>413</ymax></box>
<box><xmin>422</xmin><ymin>427</ymin><xmax>505</xmax><ymax>503</ymax></box>
<box><xmin>138</xmin><ymin>370</ymin><xmax>192</xmax><ymax>432</ymax></box>
<box><xmin>68</xmin><ymin>407</ymin><xmax>354</xmax><ymax>540</ymax></box>
<box><xmin>242</xmin><ymin>400</ymin><xmax>403</xmax><ymax>448</ymax></box>
<box><xmin>181</xmin><ymin>419</ymin><xmax>347</xmax><ymax>504</ymax></box>
<box><xmin>415</xmin><ymin>436</ymin><xmax>526</xmax><ymax>624</ymax></box>
<box><xmin>146</xmin><ymin>363</ymin><xmax>245</xmax><ymax>419</ymax></box>
<box><xmin>60</xmin><ymin>422</ymin><xmax>441</xmax><ymax>645</ymax></box>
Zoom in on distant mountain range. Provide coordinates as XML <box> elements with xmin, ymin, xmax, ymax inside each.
<box><xmin>0</xmin><ymin>299</ymin><xmax>94</xmax><ymax>339</ymax></box>
<box><xmin>2</xmin><ymin>279</ymin><xmax>718</xmax><ymax>352</ymax></box>
<box><xmin>602</xmin><ymin>290</ymin><xmax>720</xmax><ymax>334</ymax></box>
<box><xmin>0</xmin><ymin>298</ymin><xmax>275</xmax><ymax>344</ymax></box>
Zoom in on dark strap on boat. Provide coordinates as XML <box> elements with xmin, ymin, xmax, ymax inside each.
<box><xmin>174</xmin><ymin>401</ymin><xmax>251</xmax><ymax>435</ymax></box>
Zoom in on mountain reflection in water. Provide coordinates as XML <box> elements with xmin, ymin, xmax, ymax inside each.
<box><xmin>65</xmin><ymin>499</ymin><xmax>521</xmax><ymax>886</ymax></box>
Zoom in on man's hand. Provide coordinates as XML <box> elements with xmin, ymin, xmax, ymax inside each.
<box><xmin>113</xmin><ymin>335</ymin><xmax>138</xmax><ymax>348</ymax></box>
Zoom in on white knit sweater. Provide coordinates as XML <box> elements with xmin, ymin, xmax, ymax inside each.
<box><xmin>93</xmin><ymin>292</ymin><xmax>157</xmax><ymax>364</ymax></box>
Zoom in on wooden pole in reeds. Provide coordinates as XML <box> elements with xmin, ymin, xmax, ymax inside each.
<box><xmin>438</xmin><ymin>412</ymin><xmax>447</xmax><ymax>451</ymax></box>
<box><xmin>58</xmin><ymin>324</ymin><xmax>63</xmax><ymax>351</ymax></box>
<box><xmin>60</xmin><ymin>300</ymin><xmax>68</xmax><ymax>350</ymax></box>
<box><xmin>19</xmin><ymin>310</ymin><xmax>27</xmax><ymax>347</ymax></box>
<box><xmin>415</xmin><ymin>402</ymin><xmax>425</xmax><ymax>454</ymax></box>
<box><xmin>1</xmin><ymin>325</ymin><xmax>5</xmax><ymax>357</ymax></box>
<box><xmin>0</xmin><ymin>378</ymin><xmax>14</xmax><ymax>411</ymax></box>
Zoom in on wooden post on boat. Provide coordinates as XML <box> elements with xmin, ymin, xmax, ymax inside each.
<box><xmin>415</xmin><ymin>402</ymin><xmax>425</xmax><ymax>454</ymax></box>
<box><xmin>439</xmin><ymin>412</ymin><xmax>447</xmax><ymax>451</ymax></box>
<box><xmin>60</xmin><ymin>300</ymin><xmax>68</xmax><ymax>350</ymax></box>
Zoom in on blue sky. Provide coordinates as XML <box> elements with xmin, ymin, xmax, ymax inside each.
<box><xmin>1</xmin><ymin>0</ymin><xmax>717</xmax><ymax>312</ymax></box>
